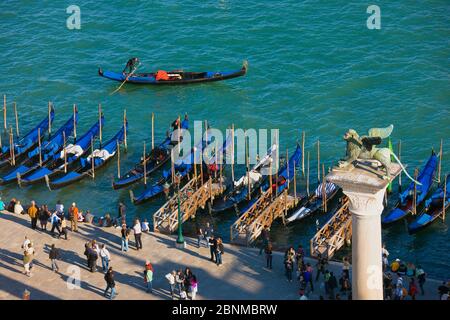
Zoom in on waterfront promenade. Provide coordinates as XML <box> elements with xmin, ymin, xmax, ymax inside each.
<box><xmin>0</xmin><ymin>211</ymin><xmax>442</xmax><ymax>300</ymax></box>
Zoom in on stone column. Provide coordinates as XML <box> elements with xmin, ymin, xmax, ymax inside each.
<box><xmin>327</xmin><ymin>160</ymin><xmax>401</xmax><ymax>300</ymax></box>
<box><xmin>344</xmin><ymin>188</ymin><xmax>385</xmax><ymax>300</ymax></box>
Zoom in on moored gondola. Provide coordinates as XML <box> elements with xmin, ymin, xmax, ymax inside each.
<box><xmin>211</xmin><ymin>144</ymin><xmax>278</xmax><ymax>213</ymax></box>
<box><xmin>99</xmin><ymin>61</ymin><xmax>247</xmax><ymax>86</ymax></box>
<box><xmin>0</xmin><ymin>108</ymin><xmax>55</xmax><ymax>169</ymax></box>
<box><xmin>382</xmin><ymin>151</ymin><xmax>438</xmax><ymax>225</ymax></box>
<box><xmin>112</xmin><ymin>115</ymin><xmax>189</xmax><ymax>190</ymax></box>
<box><xmin>408</xmin><ymin>174</ymin><xmax>449</xmax><ymax>234</ymax></box>
<box><xmin>0</xmin><ymin>110</ymin><xmax>78</xmax><ymax>185</ymax></box>
<box><xmin>47</xmin><ymin>123</ymin><xmax>127</xmax><ymax>190</ymax></box>
<box><xmin>18</xmin><ymin>116</ymin><xmax>103</xmax><ymax>186</ymax></box>
<box><xmin>287</xmin><ymin>182</ymin><xmax>340</xmax><ymax>223</ymax></box>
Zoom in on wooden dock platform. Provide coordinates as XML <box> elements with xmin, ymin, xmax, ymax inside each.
<box><xmin>310</xmin><ymin>197</ymin><xmax>351</xmax><ymax>260</ymax></box>
<box><xmin>153</xmin><ymin>175</ymin><xmax>225</xmax><ymax>234</ymax></box>
<box><xmin>230</xmin><ymin>189</ymin><xmax>299</xmax><ymax>245</ymax></box>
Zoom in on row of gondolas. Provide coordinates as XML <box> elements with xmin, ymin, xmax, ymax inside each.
<box><xmin>0</xmin><ymin>109</ymin><xmax>447</xmax><ymax>235</ymax></box>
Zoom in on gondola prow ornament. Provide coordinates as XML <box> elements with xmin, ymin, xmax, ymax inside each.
<box><xmin>337</xmin><ymin>125</ymin><xmax>420</xmax><ymax>185</ymax></box>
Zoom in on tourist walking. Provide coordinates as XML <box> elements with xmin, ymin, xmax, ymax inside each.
<box><xmin>409</xmin><ymin>278</ymin><xmax>418</xmax><ymax>300</ymax></box>
<box><xmin>284</xmin><ymin>255</ymin><xmax>294</xmax><ymax>282</ymax></box>
<box><xmin>28</xmin><ymin>200</ymin><xmax>38</xmax><ymax>230</ymax></box>
<box><xmin>339</xmin><ymin>273</ymin><xmax>350</xmax><ymax>296</ymax></box>
<box><xmin>39</xmin><ymin>205</ymin><xmax>51</xmax><ymax>231</ymax></box>
<box><xmin>315</xmin><ymin>254</ymin><xmax>327</xmax><ymax>282</ymax></box>
<box><xmin>176</xmin><ymin>269</ymin><xmax>187</xmax><ymax>299</ymax></box>
<box><xmin>296</xmin><ymin>245</ymin><xmax>305</xmax><ymax>264</ymax></box>
<box><xmin>165</xmin><ymin>270</ymin><xmax>177</xmax><ymax>299</ymax></box>
<box><xmin>190</xmin><ymin>274</ymin><xmax>198</xmax><ymax>300</ymax></box>
<box><xmin>208</xmin><ymin>234</ymin><xmax>217</xmax><ymax>263</ymax></box>
<box><xmin>100</xmin><ymin>244</ymin><xmax>111</xmax><ymax>272</ymax></box>
<box><xmin>49</xmin><ymin>244</ymin><xmax>60</xmax><ymax>272</ymax></box>
<box><xmin>68</xmin><ymin>202</ymin><xmax>79</xmax><ymax>232</ymax></box>
<box><xmin>144</xmin><ymin>261</ymin><xmax>153</xmax><ymax>293</ymax></box>
<box><xmin>328</xmin><ymin>272</ymin><xmax>338</xmax><ymax>300</ymax></box>
<box><xmin>259</xmin><ymin>225</ymin><xmax>270</xmax><ymax>255</ymax></box>
<box><xmin>0</xmin><ymin>197</ymin><xmax>5</xmax><ymax>211</ymax></box>
<box><xmin>104</xmin><ymin>267</ymin><xmax>117</xmax><ymax>300</ymax></box>
<box><xmin>50</xmin><ymin>211</ymin><xmax>62</xmax><ymax>236</ymax></box>
<box><xmin>216</xmin><ymin>237</ymin><xmax>224</xmax><ymax>266</ymax></box>
<box><xmin>23</xmin><ymin>243</ymin><xmax>35</xmax><ymax>277</ymax></box>
<box><xmin>204</xmin><ymin>222</ymin><xmax>214</xmax><ymax>244</ymax></box>
<box><xmin>304</xmin><ymin>263</ymin><xmax>314</xmax><ymax>292</ymax></box>
<box><xmin>59</xmin><ymin>216</ymin><xmax>68</xmax><ymax>240</ymax></box>
<box><xmin>184</xmin><ymin>267</ymin><xmax>193</xmax><ymax>296</ymax></box>
<box><xmin>383</xmin><ymin>272</ymin><xmax>394</xmax><ymax>300</ymax></box>
<box><xmin>416</xmin><ymin>265</ymin><xmax>426</xmax><ymax>295</ymax></box>
<box><xmin>133</xmin><ymin>219</ymin><xmax>143</xmax><ymax>250</ymax></box>
<box><xmin>121</xmin><ymin>224</ymin><xmax>129</xmax><ymax>251</ymax></box>
<box><xmin>196</xmin><ymin>227</ymin><xmax>204</xmax><ymax>248</ymax></box>
<box><xmin>265</xmin><ymin>242</ymin><xmax>273</xmax><ymax>269</ymax></box>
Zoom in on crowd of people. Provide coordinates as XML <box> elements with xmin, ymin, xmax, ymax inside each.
<box><xmin>3</xmin><ymin>197</ymin><xmax>448</xmax><ymax>301</ymax></box>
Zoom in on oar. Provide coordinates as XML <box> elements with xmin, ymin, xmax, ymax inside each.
<box><xmin>110</xmin><ymin>63</ymin><xmax>141</xmax><ymax>95</ymax></box>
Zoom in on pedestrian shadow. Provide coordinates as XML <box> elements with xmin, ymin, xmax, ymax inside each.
<box><xmin>58</xmin><ymin>273</ymin><xmax>105</xmax><ymax>297</ymax></box>
<box><xmin>0</xmin><ymin>213</ymin><xmax>32</xmax><ymax>228</ymax></box>
<box><xmin>0</xmin><ymin>248</ymin><xmax>23</xmax><ymax>269</ymax></box>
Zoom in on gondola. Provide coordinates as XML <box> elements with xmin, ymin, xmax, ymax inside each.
<box><xmin>238</xmin><ymin>143</ymin><xmax>302</xmax><ymax>215</ymax></box>
<box><xmin>112</xmin><ymin>116</ymin><xmax>189</xmax><ymax>190</ymax></box>
<box><xmin>0</xmin><ymin>108</ymin><xmax>55</xmax><ymax>169</ymax></box>
<box><xmin>47</xmin><ymin>124</ymin><xmax>127</xmax><ymax>190</ymax></box>
<box><xmin>18</xmin><ymin>116</ymin><xmax>103</xmax><ymax>186</ymax></box>
<box><xmin>98</xmin><ymin>62</ymin><xmax>247</xmax><ymax>85</ymax></box>
<box><xmin>0</xmin><ymin>111</ymin><xmax>78</xmax><ymax>185</ymax></box>
<box><xmin>408</xmin><ymin>174</ymin><xmax>449</xmax><ymax>234</ymax></box>
<box><xmin>130</xmin><ymin>128</ymin><xmax>229</xmax><ymax>205</ymax></box>
<box><xmin>287</xmin><ymin>182</ymin><xmax>340</xmax><ymax>223</ymax></box>
<box><xmin>382</xmin><ymin>151</ymin><xmax>438</xmax><ymax>225</ymax></box>
<box><xmin>211</xmin><ymin>144</ymin><xmax>278</xmax><ymax>213</ymax></box>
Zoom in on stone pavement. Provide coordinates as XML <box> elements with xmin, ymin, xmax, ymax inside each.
<box><xmin>0</xmin><ymin>211</ymin><xmax>442</xmax><ymax>300</ymax></box>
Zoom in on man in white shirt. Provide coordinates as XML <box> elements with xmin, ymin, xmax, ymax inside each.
<box><xmin>21</xmin><ymin>236</ymin><xmax>31</xmax><ymax>250</ymax></box>
<box><xmin>55</xmin><ymin>200</ymin><xmax>64</xmax><ymax>216</ymax></box>
<box><xmin>133</xmin><ymin>219</ymin><xmax>143</xmax><ymax>250</ymax></box>
<box><xmin>100</xmin><ymin>244</ymin><xmax>111</xmax><ymax>272</ymax></box>
<box><xmin>165</xmin><ymin>270</ymin><xmax>176</xmax><ymax>300</ymax></box>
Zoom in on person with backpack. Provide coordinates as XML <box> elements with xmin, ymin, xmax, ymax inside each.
<box><xmin>144</xmin><ymin>261</ymin><xmax>153</xmax><ymax>293</ymax></box>
<box><xmin>48</xmin><ymin>244</ymin><xmax>60</xmax><ymax>272</ymax></box>
<box><xmin>216</xmin><ymin>237</ymin><xmax>224</xmax><ymax>266</ymax></box>
<box><xmin>104</xmin><ymin>267</ymin><xmax>116</xmax><ymax>299</ymax></box>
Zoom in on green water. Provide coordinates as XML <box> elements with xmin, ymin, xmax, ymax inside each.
<box><xmin>0</xmin><ymin>1</ymin><xmax>448</xmax><ymax>278</ymax></box>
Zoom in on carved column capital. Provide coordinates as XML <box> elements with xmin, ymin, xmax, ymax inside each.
<box><xmin>343</xmin><ymin>188</ymin><xmax>386</xmax><ymax>218</ymax></box>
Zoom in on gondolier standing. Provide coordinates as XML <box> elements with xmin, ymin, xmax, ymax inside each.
<box><xmin>122</xmin><ymin>58</ymin><xmax>140</xmax><ymax>74</ymax></box>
